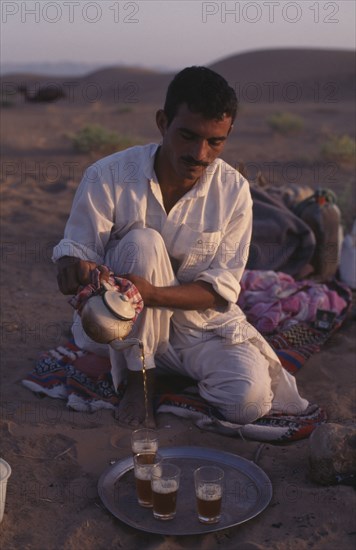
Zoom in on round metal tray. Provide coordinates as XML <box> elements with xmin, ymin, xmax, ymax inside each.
<box><xmin>98</xmin><ymin>446</ymin><xmax>272</xmax><ymax>535</ymax></box>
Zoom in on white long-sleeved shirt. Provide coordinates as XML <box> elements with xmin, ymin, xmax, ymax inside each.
<box><xmin>52</xmin><ymin>143</ymin><xmax>253</xmax><ymax>306</ymax></box>
<box><xmin>52</xmin><ymin>144</ymin><xmax>309</xmax><ymax>412</ymax></box>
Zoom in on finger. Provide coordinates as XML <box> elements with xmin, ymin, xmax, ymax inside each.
<box><xmin>57</xmin><ymin>274</ymin><xmax>74</xmax><ymax>295</ymax></box>
<box><xmin>77</xmin><ymin>261</ymin><xmax>97</xmax><ymax>286</ymax></box>
<box><xmin>97</xmin><ymin>265</ymin><xmax>110</xmax><ymax>284</ymax></box>
<box><xmin>58</xmin><ymin>266</ymin><xmax>79</xmax><ymax>295</ymax></box>
<box><xmin>57</xmin><ymin>273</ymin><xmax>66</xmax><ymax>294</ymax></box>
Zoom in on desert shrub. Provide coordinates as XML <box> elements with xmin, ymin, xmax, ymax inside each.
<box><xmin>266</xmin><ymin>112</ymin><xmax>304</xmax><ymax>135</ymax></box>
<box><xmin>117</xmin><ymin>106</ymin><xmax>134</xmax><ymax>114</ymax></box>
<box><xmin>70</xmin><ymin>124</ymin><xmax>136</xmax><ymax>155</ymax></box>
<box><xmin>320</xmin><ymin>134</ymin><xmax>356</xmax><ymax>163</ymax></box>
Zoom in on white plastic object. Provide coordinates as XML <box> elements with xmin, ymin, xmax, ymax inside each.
<box><xmin>0</xmin><ymin>458</ymin><xmax>11</xmax><ymax>523</ymax></box>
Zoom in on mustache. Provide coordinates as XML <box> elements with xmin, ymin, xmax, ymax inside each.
<box><xmin>181</xmin><ymin>156</ymin><xmax>209</xmax><ymax>168</ymax></box>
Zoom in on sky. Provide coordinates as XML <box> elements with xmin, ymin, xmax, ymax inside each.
<box><xmin>1</xmin><ymin>0</ymin><xmax>355</xmax><ymax>71</ymax></box>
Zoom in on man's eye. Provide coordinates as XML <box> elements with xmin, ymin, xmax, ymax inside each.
<box><xmin>209</xmin><ymin>140</ymin><xmax>223</xmax><ymax>147</ymax></box>
<box><xmin>180</xmin><ymin>133</ymin><xmax>195</xmax><ymax>140</ymax></box>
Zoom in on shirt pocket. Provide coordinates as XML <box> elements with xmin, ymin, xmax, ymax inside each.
<box><xmin>170</xmin><ymin>225</ymin><xmax>222</xmax><ymax>282</ymax></box>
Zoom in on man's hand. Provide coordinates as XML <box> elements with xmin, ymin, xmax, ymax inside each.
<box><xmin>122</xmin><ymin>274</ymin><xmax>156</xmax><ymax>305</ymax></box>
<box><xmin>56</xmin><ymin>256</ymin><xmax>98</xmax><ymax>295</ymax></box>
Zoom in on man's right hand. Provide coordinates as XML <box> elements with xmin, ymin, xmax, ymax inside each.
<box><xmin>56</xmin><ymin>256</ymin><xmax>98</xmax><ymax>295</ymax></box>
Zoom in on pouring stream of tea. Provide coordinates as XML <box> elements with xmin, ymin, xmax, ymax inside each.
<box><xmin>110</xmin><ymin>337</ymin><xmax>150</xmax><ymax>426</ymax></box>
<box><xmin>138</xmin><ymin>341</ymin><xmax>149</xmax><ymax>426</ymax></box>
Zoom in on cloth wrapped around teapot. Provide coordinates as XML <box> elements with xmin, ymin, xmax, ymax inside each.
<box><xmin>69</xmin><ymin>265</ymin><xmax>144</xmax><ymax>344</ymax></box>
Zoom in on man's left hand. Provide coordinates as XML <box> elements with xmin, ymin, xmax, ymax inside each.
<box><xmin>121</xmin><ymin>273</ymin><xmax>156</xmax><ymax>305</ymax></box>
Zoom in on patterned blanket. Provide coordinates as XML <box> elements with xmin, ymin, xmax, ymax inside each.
<box><xmin>22</xmin><ymin>275</ymin><xmax>351</xmax><ymax>442</ymax></box>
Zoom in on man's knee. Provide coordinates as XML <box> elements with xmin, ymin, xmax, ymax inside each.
<box><xmin>106</xmin><ymin>228</ymin><xmax>167</xmax><ymax>274</ymax></box>
<box><xmin>199</xmin><ymin>379</ymin><xmax>273</xmax><ymax>424</ymax></box>
<box><xmin>120</xmin><ymin>228</ymin><xmax>166</xmax><ymax>260</ymax></box>
<box><xmin>122</xmin><ymin>228</ymin><xmax>164</xmax><ymax>249</ymax></box>
<box><xmin>219</xmin><ymin>390</ymin><xmax>272</xmax><ymax>424</ymax></box>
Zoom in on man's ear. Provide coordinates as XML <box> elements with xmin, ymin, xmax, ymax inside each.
<box><xmin>156</xmin><ymin>109</ymin><xmax>168</xmax><ymax>136</ymax></box>
<box><xmin>227</xmin><ymin>124</ymin><xmax>234</xmax><ymax>136</ymax></box>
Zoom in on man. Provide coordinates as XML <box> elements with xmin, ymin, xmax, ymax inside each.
<box><xmin>54</xmin><ymin>66</ymin><xmax>308</xmax><ymax>428</ymax></box>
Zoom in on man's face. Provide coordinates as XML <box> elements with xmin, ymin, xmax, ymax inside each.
<box><xmin>157</xmin><ymin>103</ymin><xmax>233</xmax><ymax>184</ymax></box>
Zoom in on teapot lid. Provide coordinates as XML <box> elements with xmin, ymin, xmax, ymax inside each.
<box><xmin>102</xmin><ymin>291</ymin><xmax>136</xmax><ymax>321</ymax></box>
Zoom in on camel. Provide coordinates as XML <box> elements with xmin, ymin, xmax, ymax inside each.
<box><xmin>17</xmin><ymin>84</ymin><xmax>66</xmax><ymax>102</ymax></box>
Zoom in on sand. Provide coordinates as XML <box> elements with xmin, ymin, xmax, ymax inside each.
<box><xmin>0</xmin><ymin>50</ymin><xmax>355</xmax><ymax>549</ymax></box>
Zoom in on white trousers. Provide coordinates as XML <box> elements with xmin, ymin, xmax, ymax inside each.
<box><xmin>72</xmin><ymin>228</ymin><xmax>308</xmax><ymax>424</ymax></box>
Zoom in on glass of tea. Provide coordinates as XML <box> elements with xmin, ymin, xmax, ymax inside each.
<box><xmin>131</xmin><ymin>428</ymin><xmax>159</xmax><ymax>456</ymax></box>
<box><xmin>151</xmin><ymin>462</ymin><xmax>180</xmax><ymax>520</ymax></box>
<box><xmin>133</xmin><ymin>452</ymin><xmax>162</xmax><ymax>507</ymax></box>
<box><xmin>194</xmin><ymin>466</ymin><xmax>224</xmax><ymax>524</ymax></box>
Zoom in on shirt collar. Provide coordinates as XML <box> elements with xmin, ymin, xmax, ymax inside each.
<box><xmin>142</xmin><ymin>143</ymin><xmax>160</xmax><ymax>180</ymax></box>
<box><xmin>142</xmin><ymin>143</ymin><xmax>219</xmax><ymax>200</ymax></box>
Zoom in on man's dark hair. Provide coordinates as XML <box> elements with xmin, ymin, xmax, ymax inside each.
<box><xmin>164</xmin><ymin>66</ymin><xmax>238</xmax><ymax>125</ymax></box>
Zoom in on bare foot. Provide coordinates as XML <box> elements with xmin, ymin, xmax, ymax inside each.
<box><xmin>115</xmin><ymin>370</ymin><xmax>156</xmax><ymax>428</ymax></box>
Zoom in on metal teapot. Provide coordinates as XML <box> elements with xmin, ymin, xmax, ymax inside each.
<box><xmin>81</xmin><ymin>282</ymin><xmax>136</xmax><ymax>344</ymax></box>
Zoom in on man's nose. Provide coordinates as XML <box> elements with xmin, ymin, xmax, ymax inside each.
<box><xmin>191</xmin><ymin>139</ymin><xmax>209</xmax><ymax>161</ymax></box>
